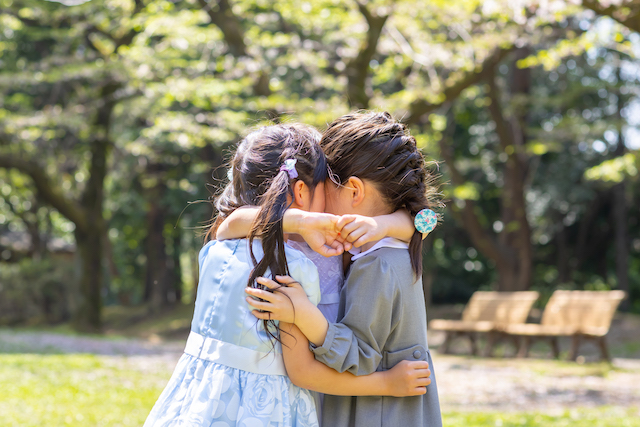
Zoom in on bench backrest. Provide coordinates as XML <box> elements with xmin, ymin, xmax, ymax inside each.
<box><xmin>461</xmin><ymin>291</ymin><xmax>539</xmax><ymax>325</ymax></box>
<box><xmin>540</xmin><ymin>290</ymin><xmax>626</xmax><ymax>335</ymax></box>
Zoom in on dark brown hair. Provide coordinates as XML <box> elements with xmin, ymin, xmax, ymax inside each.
<box><xmin>207</xmin><ymin>123</ymin><xmax>326</xmax><ymax>343</ymax></box>
<box><xmin>321</xmin><ymin>111</ymin><xmax>441</xmax><ymax>278</ymax></box>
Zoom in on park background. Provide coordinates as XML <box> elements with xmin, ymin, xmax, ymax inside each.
<box><xmin>0</xmin><ymin>0</ymin><xmax>639</xmax><ymax>425</ymax></box>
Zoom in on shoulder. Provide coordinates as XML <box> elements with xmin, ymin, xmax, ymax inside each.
<box><xmin>350</xmin><ymin>247</ymin><xmax>415</xmax><ymax>287</ymax></box>
<box><xmin>198</xmin><ymin>239</ymin><xmax>241</xmax><ymax>263</ymax></box>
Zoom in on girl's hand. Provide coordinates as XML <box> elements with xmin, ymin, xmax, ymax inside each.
<box><xmin>382</xmin><ymin>360</ymin><xmax>431</xmax><ymax>397</ymax></box>
<box><xmin>336</xmin><ymin>214</ymin><xmax>388</xmax><ymax>248</ymax></box>
<box><xmin>245</xmin><ymin>276</ymin><xmax>313</xmax><ymax>324</ymax></box>
<box><xmin>290</xmin><ymin>211</ymin><xmax>351</xmax><ymax>256</ymax></box>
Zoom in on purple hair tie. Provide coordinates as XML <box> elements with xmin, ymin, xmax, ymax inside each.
<box><xmin>280</xmin><ymin>158</ymin><xmax>298</xmax><ymax>179</ymax></box>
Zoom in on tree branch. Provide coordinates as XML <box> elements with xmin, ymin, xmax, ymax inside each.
<box><xmin>406</xmin><ymin>46</ymin><xmax>515</xmax><ymax>125</ymax></box>
<box><xmin>198</xmin><ymin>0</ymin><xmax>247</xmax><ymax>57</ymax></box>
<box><xmin>346</xmin><ymin>1</ymin><xmax>390</xmax><ymax>109</ymax></box>
<box><xmin>0</xmin><ymin>154</ymin><xmax>87</xmax><ymax>232</ymax></box>
<box><xmin>582</xmin><ymin>0</ymin><xmax>640</xmax><ymax>33</ymax></box>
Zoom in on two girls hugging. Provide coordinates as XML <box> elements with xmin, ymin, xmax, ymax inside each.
<box><xmin>144</xmin><ymin>111</ymin><xmax>443</xmax><ymax>427</ymax></box>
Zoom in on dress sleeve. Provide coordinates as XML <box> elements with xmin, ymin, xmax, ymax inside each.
<box><xmin>310</xmin><ymin>254</ymin><xmax>399</xmax><ymax>376</ymax></box>
<box><xmin>288</xmin><ymin>255</ymin><xmax>322</xmax><ymax>307</ymax></box>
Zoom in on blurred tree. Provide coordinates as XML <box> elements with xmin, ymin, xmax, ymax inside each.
<box><xmin>1</xmin><ymin>0</ymin><xmax>639</xmax><ymax>333</ymax></box>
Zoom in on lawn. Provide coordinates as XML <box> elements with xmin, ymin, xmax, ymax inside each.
<box><xmin>1</xmin><ymin>352</ymin><xmax>639</xmax><ymax>427</ymax></box>
<box><xmin>0</xmin><ymin>353</ymin><xmax>168</xmax><ymax>427</ymax></box>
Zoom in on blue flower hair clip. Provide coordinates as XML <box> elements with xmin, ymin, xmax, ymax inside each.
<box><xmin>280</xmin><ymin>158</ymin><xmax>298</xmax><ymax>179</ymax></box>
<box><xmin>414</xmin><ymin>209</ymin><xmax>438</xmax><ymax>235</ymax></box>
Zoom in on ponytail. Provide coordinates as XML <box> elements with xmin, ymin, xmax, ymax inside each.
<box><xmin>207</xmin><ymin>123</ymin><xmax>326</xmax><ymax>345</ymax></box>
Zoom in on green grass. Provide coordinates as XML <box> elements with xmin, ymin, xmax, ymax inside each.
<box><xmin>444</xmin><ymin>407</ymin><xmax>640</xmax><ymax>426</ymax></box>
<box><xmin>2</xmin><ymin>353</ymin><xmax>639</xmax><ymax>427</ymax></box>
<box><xmin>0</xmin><ymin>354</ymin><xmax>168</xmax><ymax>427</ymax></box>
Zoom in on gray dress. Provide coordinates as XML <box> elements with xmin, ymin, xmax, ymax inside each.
<box><xmin>311</xmin><ymin>246</ymin><xmax>443</xmax><ymax>427</ymax></box>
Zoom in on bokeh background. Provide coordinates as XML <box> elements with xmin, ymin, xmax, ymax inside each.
<box><xmin>0</xmin><ymin>0</ymin><xmax>639</xmax><ymax>426</ymax></box>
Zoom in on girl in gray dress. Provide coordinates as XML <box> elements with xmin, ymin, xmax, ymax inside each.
<box><xmin>248</xmin><ymin>111</ymin><xmax>443</xmax><ymax>427</ymax></box>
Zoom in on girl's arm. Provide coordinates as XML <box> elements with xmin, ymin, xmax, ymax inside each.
<box><xmin>279</xmin><ymin>322</ymin><xmax>430</xmax><ymax>396</ymax></box>
<box><xmin>216</xmin><ymin>207</ymin><xmax>346</xmax><ymax>257</ymax></box>
<box><xmin>336</xmin><ymin>210</ymin><xmax>420</xmax><ymax>248</ymax></box>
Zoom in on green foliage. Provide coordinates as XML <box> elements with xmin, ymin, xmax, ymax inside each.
<box><xmin>0</xmin><ymin>257</ymin><xmax>75</xmax><ymax>325</ymax></box>
<box><xmin>1</xmin><ymin>0</ymin><xmax>640</xmax><ymax>320</ymax></box>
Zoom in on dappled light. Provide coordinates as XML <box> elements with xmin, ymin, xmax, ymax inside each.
<box><xmin>1</xmin><ymin>0</ymin><xmax>640</xmax><ymax>426</ymax></box>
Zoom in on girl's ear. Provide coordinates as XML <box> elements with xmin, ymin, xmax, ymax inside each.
<box><xmin>291</xmin><ymin>180</ymin><xmax>307</xmax><ymax>209</ymax></box>
<box><xmin>346</xmin><ymin>176</ymin><xmax>365</xmax><ymax>208</ymax></box>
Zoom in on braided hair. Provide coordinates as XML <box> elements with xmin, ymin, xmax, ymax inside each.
<box><xmin>321</xmin><ymin>111</ymin><xmax>441</xmax><ymax>277</ymax></box>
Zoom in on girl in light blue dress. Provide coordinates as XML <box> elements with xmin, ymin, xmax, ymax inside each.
<box><xmin>144</xmin><ymin>123</ymin><xmax>430</xmax><ymax>427</ymax></box>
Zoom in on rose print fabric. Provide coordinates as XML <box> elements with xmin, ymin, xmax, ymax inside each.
<box><xmin>143</xmin><ymin>239</ymin><xmax>321</xmax><ymax>427</ymax></box>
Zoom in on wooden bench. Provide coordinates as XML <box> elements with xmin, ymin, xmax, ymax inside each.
<box><xmin>500</xmin><ymin>290</ymin><xmax>626</xmax><ymax>361</ymax></box>
<box><xmin>429</xmin><ymin>291</ymin><xmax>539</xmax><ymax>355</ymax></box>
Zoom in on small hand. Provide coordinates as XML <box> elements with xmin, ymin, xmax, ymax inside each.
<box><xmin>336</xmin><ymin>214</ymin><xmax>387</xmax><ymax>248</ymax></box>
<box><xmin>384</xmin><ymin>360</ymin><xmax>431</xmax><ymax>397</ymax></box>
<box><xmin>245</xmin><ymin>275</ymin><xmax>313</xmax><ymax>323</ymax></box>
<box><xmin>295</xmin><ymin>212</ymin><xmax>351</xmax><ymax>256</ymax></box>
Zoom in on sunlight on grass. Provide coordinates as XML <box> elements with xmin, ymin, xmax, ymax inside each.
<box><xmin>0</xmin><ymin>354</ymin><xmax>168</xmax><ymax>427</ymax></box>
<box><xmin>444</xmin><ymin>407</ymin><xmax>640</xmax><ymax>427</ymax></box>
<box><xmin>2</xmin><ymin>352</ymin><xmax>639</xmax><ymax>427</ymax></box>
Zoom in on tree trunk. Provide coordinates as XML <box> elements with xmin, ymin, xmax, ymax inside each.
<box><xmin>71</xmin><ymin>82</ymin><xmax>118</xmax><ymax>331</ymax></box>
<box><xmin>486</xmin><ymin>52</ymin><xmax>533</xmax><ymax>291</ymax></box>
<box><xmin>73</xmin><ymin>227</ymin><xmax>103</xmax><ymax>331</ymax></box>
<box><xmin>613</xmin><ymin>60</ymin><xmax>630</xmax><ymax>309</ymax></box>
<box><xmin>144</xmin><ymin>184</ymin><xmax>171</xmax><ymax>312</ymax></box>
<box><xmin>170</xmin><ymin>227</ymin><xmax>183</xmax><ymax>303</ymax></box>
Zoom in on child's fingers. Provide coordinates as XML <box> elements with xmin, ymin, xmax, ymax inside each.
<box><xmin>351</xmin><ymin>232</ymin><xmax>375</xmax><ymax>248</ymax></box>
<box><xmin>245</xmin><ymin>296</ymin><xmax>274</xmax><ymax>311</ymax></box>
<box><xmin>317</xmin><ymin>243</ymin><xmax>343</xmax><ymax>258</ymax></box>
<box><xmin>245</xmin><ymin>287</ymin><xmax>277</xmax><ymax>302</ymax></box>
<box><xmin>335</xmin><ymin>214</ymin><xmax>357</xmax><ymax>230</ymax></box>
<box><xmin>416</xmin><ymin>377</ymin><xmax>431</xmax><ymax>387</ymax></box>
<box><xmin>412</xmin><ymin>386</ymin><xmax>427</xmax><ymax>395</ymax></box>
<box><xmin>255</xmin><ymin>277</ymin><xmax>281</xmax><ymax>290</ymax></box>
<box><xmin>338</xmin><ymin>220</ymin><xmax>359</xmax><ymax>235</ymax></box>
<box><xmin>344</xmin><ymin>228</ymin><xmax>368</xmax><ymax>245</ymax></box>
<box><xmin>407</xmin><ymin>360</ymin><xmax>430</xmax><ymax>370</ymax></box>
<box><xmin>412</xmin><ymin>368</ymin><xmax>431</xmax><ymax>379</ymax></box>
<box><xmin>273</xmin><ymin>275</ymin><xmax>302</xmax><ymax>286</ymax></box>
<box><xmin>250</xmin><ymin>309</ymin><xmax>275</xmax><ymax>320</ymax></box>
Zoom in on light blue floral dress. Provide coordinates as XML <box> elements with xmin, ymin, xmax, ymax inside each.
<box><xmin>144</xmin><ymin>239</ymin><xmax>321</xmax><ymax>427</ymax></box>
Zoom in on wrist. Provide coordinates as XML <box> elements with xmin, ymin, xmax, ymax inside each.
<box><xmin>284</xmin><ymin>209</ymin><xmax>307</xmax><ymax>234</ymax></box>
<box><xmin>380</xmin><ymin>369</ymin><xmax>392</xmax><ymax>396</ymax></box>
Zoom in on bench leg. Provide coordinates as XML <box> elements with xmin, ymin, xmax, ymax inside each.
<box><xmin>517</xmin><ymin>336</ymin><xmax>530</xmax><ymax>358</ymax></box>
<box><xmin>440</xmin><ymin>332</ymin><xmax>452</xmax><ymax>354</ymax></box>
<box><xmin>550</xmin><ymin>336</ymin><xmax>560</xmax><ymax>359</ymax></box>
<box><xmin>569</xmin><ymin>335</ymin><xmax>581</xmax><ymax>361</ymax></box>
<box><xmin>483</xmin><ymin>332</ymin><xmax>497</xmax><ymax>357</ymax></box>
<box><xmin>510</xmin><ymin>335</ymin><xmax>520</xmax><ymax>357</ymax></box>
<box><xmin>598</xmin><ymin>336</ymin><xmax>611</xmax><ymax>362</ymax></box>
<box><xmin>469</xmin><ymin>333</ymin><xmax>478</xmax><ymax>356</ymax></box>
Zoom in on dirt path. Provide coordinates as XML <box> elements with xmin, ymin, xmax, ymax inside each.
<box><xmin>2</xmin><ymin>328</ymin><xmax>639</xmax><ymax>414</ymax></box>
<box><xmin>433</xmin><ymin>354</ymin><xmax>640</xmax><ymax>412</ymax></box>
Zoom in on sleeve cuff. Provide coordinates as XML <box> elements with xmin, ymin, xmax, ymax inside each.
<box><xmin>309</xmin><ymin>322</ymin><xmax>337</xmax><ymax>356</ymax></box>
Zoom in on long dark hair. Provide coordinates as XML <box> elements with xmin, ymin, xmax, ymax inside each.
<box><xmin>207</xmin><ymin>123</ymin><xmax>326</xmax><ymax>343</ymax></box>
<box><xmin>321</xmin><ymin>111</ymin><xmax>442</xmax><ymax>278</ymax></box>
